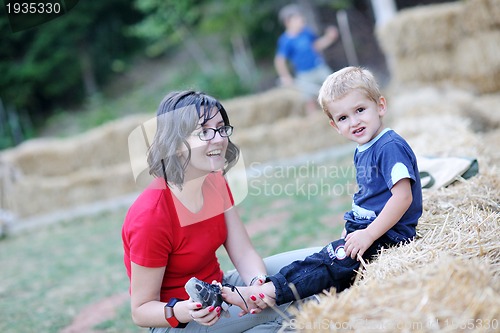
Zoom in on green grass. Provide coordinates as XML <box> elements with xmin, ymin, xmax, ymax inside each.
<box><xmin>0</xmin><ymin>155</ymin><xmax>354</xmax><ymax>332</ymax></box>
<box><xmin>0</xmin><ymin>209</ymin><xmax>143</xmax><ymax>333</ymax></box>
<box><xmin>219</xmin><ymin>156</ymin><xmax>354</xmax><ymax>268</ymax></box>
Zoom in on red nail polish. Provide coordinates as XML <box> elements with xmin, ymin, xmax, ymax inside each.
<box><xmin>196</xmin><ymin>303</ymin><xmax>202</xmax><ymax>308</ymax></box>
<box><xmin>250</xmin><ymin>309</ymin><xmax>256</xmax><ymax>314</ymax></box>
<box><xmin>259</xmin><ymin>293</ymin><xmax>265</xmax><ymax>299</ymax></box>
<box><xmin>216</xmin><ymin>306</ymin><xmax>221</xmax><ymax>313</ymax></box>
<box><xmin>208</xmin><ymin>306</ymin><xmax>215</xmax><ymax>312</ymax></box>
<box><xmin>250</xmin><ymin>295</ymin><xmax>257</xmax><ymax>301</ymax></box>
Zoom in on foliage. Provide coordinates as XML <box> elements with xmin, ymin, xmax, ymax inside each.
<box><xmin>0</xmin><ymin>0</ymin><xmax>367</xmax><ymax>148</ymax></box>
<box><xmin>130</xmin><ymin>0</ymin><xmax>203</xmax><ymax>57</ymax></box>
<box><xmin>0</xmin><ymin>1</ymin><xmax>144</xmax><ymax>138</ymax></box>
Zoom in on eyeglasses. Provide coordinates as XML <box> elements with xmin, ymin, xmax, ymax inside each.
<box><xmin>195</xmin><ymin>125</ymin><xmax>233</xmax><ymax>141</ymax></box>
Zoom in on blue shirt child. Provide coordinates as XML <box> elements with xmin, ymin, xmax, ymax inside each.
<box><xmin>344</xmin><ymin>128</ymin><xmax>422</xmax><ymax>243</ymax></box>
<box><xmin>276</xmin><ymin>27</ymin><xmax>326</xmax><ymax>73</ymax></box>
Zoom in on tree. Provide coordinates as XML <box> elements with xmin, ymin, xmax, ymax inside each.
<box><xmin>131</xmin><ymin>0</ymin><xmax>283</xmax><ymax>92</ymax></box>
<box><xmin>0</xmin><ymin>1</ymin><xmax>143</xmax><ymax>126</ymax></box>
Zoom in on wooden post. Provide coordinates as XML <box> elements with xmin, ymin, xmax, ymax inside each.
<box><xmin>370</xmin><ymin>0</ymin><xmax>397</xmax><ymax>27</ymax></box>
<box><xmin>336</xmin><ymin>10</ymin><xmax>359</xmax><ymax>67</ymax></box>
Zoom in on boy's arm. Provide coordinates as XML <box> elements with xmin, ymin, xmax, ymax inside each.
<box><xmin>344</xmin><ymin>178</ymin><xmax>413</xmax><ymax>259</ymax></box>
<box><xmin>274</xmin><ymin>55</ymin><xmax>294</xmax><ymax>86</ymax></box>
<box><xmin>313</xmin><ymin>26</ymin><xmax>338</xmax><ymax>51</ymax></box>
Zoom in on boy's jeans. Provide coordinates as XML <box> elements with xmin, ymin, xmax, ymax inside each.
<box><xmin>268</xmin><ymin>231</ymin><xmax>396</xmax><ymax>305</ymax></box>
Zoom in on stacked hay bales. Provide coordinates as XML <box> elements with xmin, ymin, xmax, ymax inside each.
<box><xmin>0</xmin><ymin>115</ymin><xmax>150</xmax><ymax>218</ymax></box>
<box><xmin>233</xmin><ymin>112</ymin><xmax>349</xmax><ymax>164</ymax></box>
<box><xmin>0</xmin><ymin>88</ymin><xmax>345</xmax><ymax>222</ymax></box>
<box><xmin>377</xmin><ymin>0</ymin><xmax>500</xmax><ymax>94</ymax></box>
<box><xmin>222</xmin><ymin>87</ymin><xmax>305</xmax><ymax>128</ymax></box>
<box><xmin>290</xmin><ymin>166</ymin><xmax>500</xmax><ymax>332</ymax></box>
<box><xmin>291</xmin><ymin>1</ymin><xmax>500</xmax><ymax>331</ymax></box>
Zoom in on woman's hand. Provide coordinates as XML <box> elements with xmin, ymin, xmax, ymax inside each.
<box><xmin>187</xmin><ymin>299</ymin><xmax>221</xmax><ymax>326</ymax></box>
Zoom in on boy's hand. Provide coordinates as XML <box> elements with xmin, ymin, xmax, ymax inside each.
<box><xmin>344</xmin><ymin>229</ymin><xmax>375</xmax><ymax>259</ymax></box>
<box><xmin>324</xmin><ymin>26</ymin><xmax>339</xmax><ymax>41</ymax></box>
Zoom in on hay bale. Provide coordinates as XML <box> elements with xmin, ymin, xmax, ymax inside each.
<box><xmin>387</xmin><ymin>86</ymin><xmax>475</xmax><ymax>119</ymax></box>
<box><xmin>233</xmin><ymin>113</ymin><xmax>349</xmax><ymax>165</ymax></box>
<box><xmin>454</xmin><ymin>30</ymin><xmax>500</xmax><ymax>94</ymax></box>
<box><xmin>389</xmin><ymin>50</ymin><xmax>456</xmax><ymax>84</ymax></box>
<box><xmin>466</xmin><ymin>94</ymin><xmax>500</xmax><ymax>132</ymax></box>
<box><xmin>460</xmin><ymin>0</ymin><xmax>500</xmax><ymax>34</ymax></box>
<box><xmin>0</xmin><ymin>114</ymin><xmax>148</xmax><ymax>177</ymax></box>
<box><xmin>377</xmin><ymin>0</ymin><xmax>500</xmax><ymax>94</ymax></box>
<box><xmin>9</xmin><ymin>163</ymin><xmax>136</xmax><ymax>217</ymax></box>
<box><xmin>376</xmin><ymin>2</ymin><xmax>462</xmax><ymax>57</ymax></box>
<box><xmin>291</xmin><ymin>256</ymin><xmax>499</xmax><ymax>332</ymax></box>
<box><xmin>290</xmin><ymin>169</ymin><xmax>500</xmax><ymax>332</ymax></box>
<box><xmin>222</xmin><ymin>87</ymin><xmax>305</xmax><ymax>129</ymax></box>
<box><xmin>392</xmin><ymin>114</ymin><xmax>482</xmax><ymax>158</ymax></box>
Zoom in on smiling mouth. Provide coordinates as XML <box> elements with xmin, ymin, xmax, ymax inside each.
<box><xmin>353</xmin><ymin>127</ymin><xmax>365</xmax><ymax>135</ymax></box>
<box><xmin>207</xmin><ymin>149</ymin><xmax>222</xmax><ymax>157</ymax></box>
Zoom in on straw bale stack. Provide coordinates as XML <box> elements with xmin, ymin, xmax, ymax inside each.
<box><xmin>0</xmin><ymin>114</ymin><xmax>150</xmax><ymax>219</ymax></box>
<box><xmin>289</xmin><ymin>167</ymin><xmax>500</xmax><ymax>332</ymax></box>
<box><xmin>233</xmin><ymin>112</ymin><xmax>349</xmax><ymax>164</ymax></box>
<box><xmin>377</xmin><ymin>3</ymin><xmax>462</xmax><ymax>57</ymax></box>
<box><xmin>7</xmin><ymin>163</ymin><xmax>136</xmax><ymax>217</ymax></box>
<box><xmin>460</xmin><ymin>0</ymin><xmax>500</xmax><ymax>34</ymax></box>
<box><xmin>454</xmin><ymin>30</ymin><xmax>500</xmax><ymax>93</ymax></box>
<box><xmin>377</xmin><ymin>0</ymin><xmax>500</xmax><ymax>94</ymax></box>
<box><xmin>222</xmin><ymin>87</ymin><xmax>305</xmax><ymax>129</ymax></box>
<box><xmin>0</xmin><ymin>114</ymin><xmax>149</xmax><ymax>177</ymax></box>
<box><xmin>0</xmin><ymin>87</ymin><xmax>322</xmax><ymax>220</ymax></box>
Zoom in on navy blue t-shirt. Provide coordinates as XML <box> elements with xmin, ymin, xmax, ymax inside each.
<box><xmin>344</xmin><ymin>129</ymin><xmax>422</xmax><ymax>243</ymax></box>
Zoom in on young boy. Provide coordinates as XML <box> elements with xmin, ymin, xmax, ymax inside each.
<box><xmin>223</xmin><ymin>66</ymin><xmax>422</xmax><ymax>314</ymax></box>
<box><xmin>275</xmin><ymin>4</ymin><xmax>338</xmax><ymax>114</ymax></box>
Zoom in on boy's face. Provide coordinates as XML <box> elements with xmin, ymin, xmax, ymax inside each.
<box><xmin>327</xmin><ymin>89</ymin><xmax>386</xmax><ymax>145</ymax></box>
<box><xmin>286</xmin><ymin>14</ymin><xmax>305</xmax><ymax>33</ymax></box>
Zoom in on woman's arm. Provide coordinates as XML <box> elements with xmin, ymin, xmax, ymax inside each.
<box><xmin>223</xmin><ymin>207</ymin><xmax>267</xmax><ymax>285</ymax></box>
<box><xmin>130</xmin><ymin>263</ymin><xmax>195</xmax><ymax>327</ymax></box>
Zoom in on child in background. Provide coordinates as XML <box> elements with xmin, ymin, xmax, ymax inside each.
<box><xmin>224</xmin><ymin>66</ymin><xmax>422</xmax><ymax>314</ymax></box>
<box><xmin>275</xmin><ymin>4</ymin><xmax>338</xmax><ymax>114</ymax></box>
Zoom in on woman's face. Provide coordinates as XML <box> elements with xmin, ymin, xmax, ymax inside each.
<box><xmin>180</xmin><ymin>108</ymin><xmax>229</xmax><ymax>178</ymax></box>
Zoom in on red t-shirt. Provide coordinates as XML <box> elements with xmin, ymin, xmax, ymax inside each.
<box><xmin>122</xmin><ymin>171</ymin><xmax>234</xmax><ymax>301</ymax></box>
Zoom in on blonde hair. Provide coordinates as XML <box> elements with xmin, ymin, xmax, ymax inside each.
<box><xmin>278</xmin><ymin>4</ymin><xmax>302</xmax><ymax>25</ymax></box>
<box><xmin>318</xmin><ymin>66</ymin><xmax>381</xmax><ymax>121</ymax></box>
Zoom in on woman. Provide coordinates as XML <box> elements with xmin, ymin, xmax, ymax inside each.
<box><xmin>122</xmin><ymin>90</ymin><xmax>318</xmax><ymax>332</ymax></box>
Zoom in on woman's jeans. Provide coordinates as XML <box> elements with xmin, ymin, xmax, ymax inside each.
<box><xmin>150</xmin><ymin>247</ymin><xmax>322</xmax><ymax>333</ymax></box>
